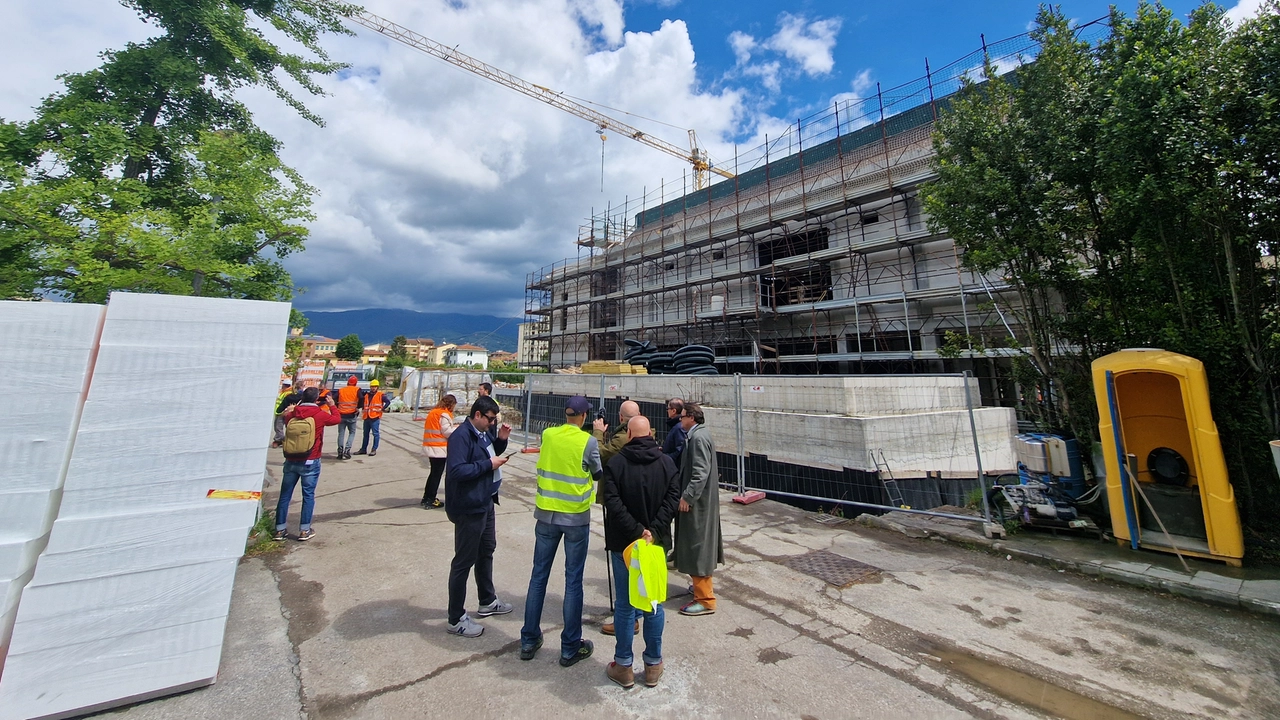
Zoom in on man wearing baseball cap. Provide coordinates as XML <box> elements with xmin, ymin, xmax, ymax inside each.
<box><xmin>520</xmin><ymin>395</ymin><xmax>603</xmax><ymax>666</ymax></box>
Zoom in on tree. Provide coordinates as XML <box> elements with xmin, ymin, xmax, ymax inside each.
<box><xmin>0</xmin><ymin>0</ymin><xmax>354</xmax><ymax>301</ymax></box>
<box><xmin>924</xmin><ymin>2</ymin><xmax>1280</xmax><ymax>527</ymax></box>
<box><xmin>382</xmin><ymin>335</ymin><xmax>408</xmax><ymax>372</ymax></box>
<box><xmin>2</xmin><ymin>130</ymin><xmax>315</xmax><ymax>301</ymax></box>
<box><xmin>335</xmin><ymin>333</ymin><xmax>363</xmax><ymax>361</ymax></box>
<box><xmin>289</xmin><ymin>308</ymin><xmax>310</xmax><ymax>332</ymax></box>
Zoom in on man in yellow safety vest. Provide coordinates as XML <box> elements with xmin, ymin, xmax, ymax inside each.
<box><xmin>519</xmin><ymin>395</ymin><xmax>603</xmax><ymax>666</ymax></box>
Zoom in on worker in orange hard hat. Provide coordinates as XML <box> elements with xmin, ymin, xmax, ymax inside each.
<box><xmin>334</xmin><ymin>375</ymin><xmax>362</xmax><ymax>459</ymax></box>
<box><xmin>354</xmin><ymin>379</ymin><xmax>391</xmax><ymax>457</ymax></box>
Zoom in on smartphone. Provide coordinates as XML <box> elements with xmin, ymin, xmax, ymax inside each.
<box><xmin>504</xmin><ymin>451</ymin><xmax>518</xmax><ymax>458</ymax></box>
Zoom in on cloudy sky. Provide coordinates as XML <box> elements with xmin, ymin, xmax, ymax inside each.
<box><xmin>1</xmin><ymin>0</ymin><xmax>1264</xmax><ymax>317</ymax></box>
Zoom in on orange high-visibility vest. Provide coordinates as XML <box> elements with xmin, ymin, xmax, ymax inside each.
<box><xmin>422</xmin><ymin>407</ymin><xmax>450</xmax><ymax>448</ymax></box>
<box><xmin>362</xmin><ymin>391</ymin><xmax>384</xmax><ymax>420</ymax></box>
<box><xmin>336</xmin><ymin>385</ymin><xmax>361</xmax><ymax>415</ymax></box>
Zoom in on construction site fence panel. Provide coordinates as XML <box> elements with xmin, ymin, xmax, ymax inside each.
<box><xmin>403</xmin><ymin>371</ymin><xmax>1003</xmax><ymax>523</ymax></box>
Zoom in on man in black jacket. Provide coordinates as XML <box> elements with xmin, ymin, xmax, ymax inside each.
<box><xmin>601</xmin><ymin>415</ymin><xmax>681</xmax><ymax>689</ymax></box>
<box><xmin>444</xmin><ymin>396</ymin><xmax>512</xmax><ymax>638</ymax></box>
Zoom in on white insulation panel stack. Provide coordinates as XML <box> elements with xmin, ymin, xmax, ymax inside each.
<box><xmin>0</xmin><ymin>303</ymin><xmax>104</xmax><ymax>680</ymax></box>
<box><xmin>0</xmin><ymin>293</ymin><xmax>289</xmax><ymax>720</ymax></box>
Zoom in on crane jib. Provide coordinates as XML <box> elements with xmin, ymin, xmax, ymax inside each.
<box><xmin>348</xmin><ymin>9</ymin><xmax>734</xmax><ymax>188</ymax></box>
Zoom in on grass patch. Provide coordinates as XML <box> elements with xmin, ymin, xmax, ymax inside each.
<box><xmin>963</xmin><ymin>487</ymin><xmax>985</xmax><ymax>511</ymax></box>
<box><xmin>245</xmin><ymin>504</ymin><xmax>285</xmax><ymax>557</ymax></box>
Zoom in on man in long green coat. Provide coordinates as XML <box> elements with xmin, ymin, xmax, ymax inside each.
<box><xmin>674</xmin><ymin>403</ymin><xmax>723</xmax><ymax>616</ymax></box>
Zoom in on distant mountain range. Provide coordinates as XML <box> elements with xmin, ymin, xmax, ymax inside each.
<box><xmin>301</xmin><ymin>309</ymin><xmax>522</xmax><ymax>352</ymax></box>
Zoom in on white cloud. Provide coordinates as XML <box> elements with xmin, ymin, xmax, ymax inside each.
<box><xmin>726</xmin><ymin>12</ymin><xmax>843</xmax><ymax>104</ymax></box>
<box><xmin>728</xmin><ymin>30</ymin><xmax>756</xmax><ymax>65</ymax></box>
<box><xmin>1224</xmin><ymin>0</ymin><xmax>1268</xmax><ymax>25</ymax></box>
<box><xmin>0</xmin><ymin>0</ymin><xmax>759</xmax><ymax>317</ymax></box>
<box><xmin>764</xmin><ymin>13</ymin><xmax>843</xmax><ymax>76</ymax></box>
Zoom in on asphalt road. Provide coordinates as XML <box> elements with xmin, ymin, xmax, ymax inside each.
<box><xmin>102</xmin><ymin>414</ymin><xmax>1280</xmax><ymax>720</ymax></box>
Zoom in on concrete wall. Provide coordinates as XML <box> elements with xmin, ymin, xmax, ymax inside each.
<box><xmin>528</xmin><ymin>373</ymin><xmax>982</xmax><ymax>416</ymax></box>
<box><xmin>526</xmin><ymin>372</ymin><xmax>1017</xmax><ymax>477</ymax></box>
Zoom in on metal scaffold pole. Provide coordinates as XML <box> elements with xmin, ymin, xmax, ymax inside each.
<box><xmin>964</xmin><ymin>370</ymin><xmax>991</xmax><ymax>523</ymax></box>
<box><xmin>735</xmin><ymin>373</ymin><xmax>746</xmax><ymax>496</ymax></box>
<box><xmin>523</xmin><ymin>374</ymin><xmax>534</xmax><ymax>450</ymax></box>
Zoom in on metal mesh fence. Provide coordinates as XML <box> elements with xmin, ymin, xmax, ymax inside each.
<box><xmin>410</xmin><ymin>370</ymin><xmax>1003</xmax><ymax>522</ymax></box>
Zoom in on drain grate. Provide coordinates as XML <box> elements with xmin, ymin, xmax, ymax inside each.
<box><xmin>786</xmin><ymin>550</ymin><xmax>881</xmax><ymax>587</ymax></box>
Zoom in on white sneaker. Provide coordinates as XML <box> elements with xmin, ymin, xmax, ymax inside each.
<box><xmin>447</xmin><ymin>613</ymin><xmax>484</xmax><ymax>638</ymax></box>
<box><xmin>477</xmin><ymin>598</ymin><xmax>513</xmax><ymax>617</ymax></box>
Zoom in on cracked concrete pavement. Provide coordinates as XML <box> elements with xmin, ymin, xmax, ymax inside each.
<box><xmin>103</xmin><ymin>415</ymin><xmax>1280</xmax><ymax>719</ymax></box>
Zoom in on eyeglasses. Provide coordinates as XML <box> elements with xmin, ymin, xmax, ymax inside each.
<box><xmin>483</xmin><ymin>414</ymin><xmax>498</xmax><ymax>422</ymax></box>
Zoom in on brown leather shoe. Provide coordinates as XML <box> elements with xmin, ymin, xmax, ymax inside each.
<box><xmin>644</xmin><ymin>661</ymin><xmax>663</xmax><ymax>687</ymax></box>
<box><xmin>601</xmin><ymin>620</ymin><xmax>640</xmax><ymax>636</ymax></box>
<box><xmin>607</xmin><ymin>662</ymin><xmax>635</xmax><ymax>689</ymax></box>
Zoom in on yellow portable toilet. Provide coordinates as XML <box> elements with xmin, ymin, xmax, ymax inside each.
<box><xmin>1092</xmin><ymin>349</ymin><xmax>1244</xmax><ymax>566</ymax></box>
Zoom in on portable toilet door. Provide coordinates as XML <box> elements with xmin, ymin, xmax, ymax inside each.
<box><xmin>1092</xmin><ymin>349</ymin><xmax>1244</xmax><ymax>566</ymax></box>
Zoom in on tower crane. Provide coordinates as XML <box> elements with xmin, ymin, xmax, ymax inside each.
<box><xmin>347</xmin><ymin>10</ymin><xmax>734</xmax><ymax>190</ymax></box>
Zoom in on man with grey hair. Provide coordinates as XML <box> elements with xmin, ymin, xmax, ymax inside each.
<box><xmin>674</xmin><ymin>403</ymin><xmax>722</xmax><ymax>616</ymax></box>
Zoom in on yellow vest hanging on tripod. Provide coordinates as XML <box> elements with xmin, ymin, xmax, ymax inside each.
<box><xmin>535</xmin><ymin>424</ymin><xmax>594</xmax><ymax>514</ymax></box>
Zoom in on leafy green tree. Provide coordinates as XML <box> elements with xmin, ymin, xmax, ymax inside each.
<box><xmin>335</xmin><ymin>333</ymin><xmax>363</xmax><ymax>361</ymax></box>
<box><xmin>0</xmin><ymin>0</ymin><xmax>354</xmax><ymax>301</ymax></box>
<box><xmin>384</xmin><ymin>335</ymin><xmax>408</xmax><ymax>370</ymax></box>
<box><xmin>289</xmin><ymin>308</ymin><xmax>310</xmax><ymax>331</ymax></box>
<box><xmin>925</xmin><ymin>2</ymin><xmax>1280</xmax><ymax>525</ymax></box>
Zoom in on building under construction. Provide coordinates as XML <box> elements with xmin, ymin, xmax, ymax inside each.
<box><xmin>524</xmin><ymin>33</ymin><xmax>1062</xmax><ymax>393</ymax></box>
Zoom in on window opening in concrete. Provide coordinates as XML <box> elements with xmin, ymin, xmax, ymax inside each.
<box><xmin>757</xmin><ymin>228</ymin><xmax>829</xmax><ymax>265</ymax></box>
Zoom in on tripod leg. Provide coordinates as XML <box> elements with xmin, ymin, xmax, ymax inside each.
<box><xmin>605</xmin><ymin>548</ymin><xmax>614</xmax><ymax>614</ymax></box>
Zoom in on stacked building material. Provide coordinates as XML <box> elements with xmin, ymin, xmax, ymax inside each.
<box><xmin>673</xmin><ymin>345</ymin><xmax>718</xmax><ymax>375</ymax></box>
<box><xmin>622</xmin><ymin>339</ymin><xmax>656</xmax><ymax>367</ymax></box>
<box><xmin>645</xmin><ymin>352</ymin><xmax>675</xmax><ymax>374</ymax></box>
<box><xmin>0</xmin><ymin>293</ymin><xmax>289</xmax><ymax>720</ymax></box>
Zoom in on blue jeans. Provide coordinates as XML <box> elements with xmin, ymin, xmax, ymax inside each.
<box><xmin>276</xmin><ymin>460</ymin><xmax>320</xmax><ymax>531</ymax></box>
<box><xmin>611</xmin><ymin>550</ymin><xmax>664</xmax><ymax>666</ymax></box>
<box><xmin>521</xmin><ymin>521</ymin><xmax>590</xmax><ymax>659</ymax></box>
<box><xmin>360</xmin><ymin>417</ymin><xmax>380</xmax><ymax>452</ymax></box>
<box><xmin>337</xmin><ymin>415</ymin><xmax>358</xmax><ymax>450</ymax></box>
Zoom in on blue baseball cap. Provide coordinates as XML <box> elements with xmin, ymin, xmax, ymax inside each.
<box><xmin>566</xmin><ymin>395</ymin><xmax>591</xmax><ymax>415</ymax></box>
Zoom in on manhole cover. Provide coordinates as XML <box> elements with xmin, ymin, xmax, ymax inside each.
<box><xmin>786</xmin><ymin>550</ymin><xmax>881</xmax><ymax>587</ymax></box>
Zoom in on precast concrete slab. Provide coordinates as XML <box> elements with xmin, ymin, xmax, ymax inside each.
<box><xmin>529</xmin><ymin>373</ymin><xmax>985</xmax><ymax>417</ymax></box>
<box><xmin>702</xmin><ymin>405</ymin><xmax>1016</xmax><ymax>475</ymax></box>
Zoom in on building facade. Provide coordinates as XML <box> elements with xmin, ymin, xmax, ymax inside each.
<box><xmin>445</xmin><ymin>344</ymin><xmax>488</xmax><ymax>368</ymax></box>
<box><xmin>525</xmin><ymin>103</ymin><xmax>1022</xmax><ymax>377</ymax></box>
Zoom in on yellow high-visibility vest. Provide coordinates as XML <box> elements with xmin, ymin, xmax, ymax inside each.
<box><xmin>535</xmin><ymin>424</ymin><xmax>594</xmax><ymax>514</ymax></box>
<box><xmin>626</xmin><ymin>538</ymin><xmax>668</xmax><ymax>612</ymax></box>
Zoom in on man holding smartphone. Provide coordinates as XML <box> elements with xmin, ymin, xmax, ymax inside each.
<box><xmin>444</xmin><ymin>396</ymin><xmax>512</xmax><ymax>638</ymax></box>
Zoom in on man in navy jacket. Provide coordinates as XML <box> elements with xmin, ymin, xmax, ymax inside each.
<box><xmin>444</xmin><ymin>396</ymin><xmax>512</xmax><ymax>637</ymax></box>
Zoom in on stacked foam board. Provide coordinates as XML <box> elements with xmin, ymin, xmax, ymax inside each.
<box><xmin>0</xmin><ymin>303</ymin><xmax>104</xmax><ymax>680</ymax></box>
<box><xmin>0</xmin><ymin>293</ymin><xmax>289</xmax><ymax>720</ymax></box>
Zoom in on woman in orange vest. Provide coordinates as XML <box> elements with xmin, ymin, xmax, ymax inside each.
<box><xmin>420</xmin><ymin>394</ymin><xmax>458</xmax><ymax>508</ymax></box>
<box><xmin>354</xmin><ymin>379</ymin><xmax>390</xmax><ymax>457</ymax></box>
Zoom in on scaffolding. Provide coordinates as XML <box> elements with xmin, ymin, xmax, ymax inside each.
<box><xmin>524</xmin><ymin>24</ymin><xmax>1106</xmax><ymax>387</ymax></box>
